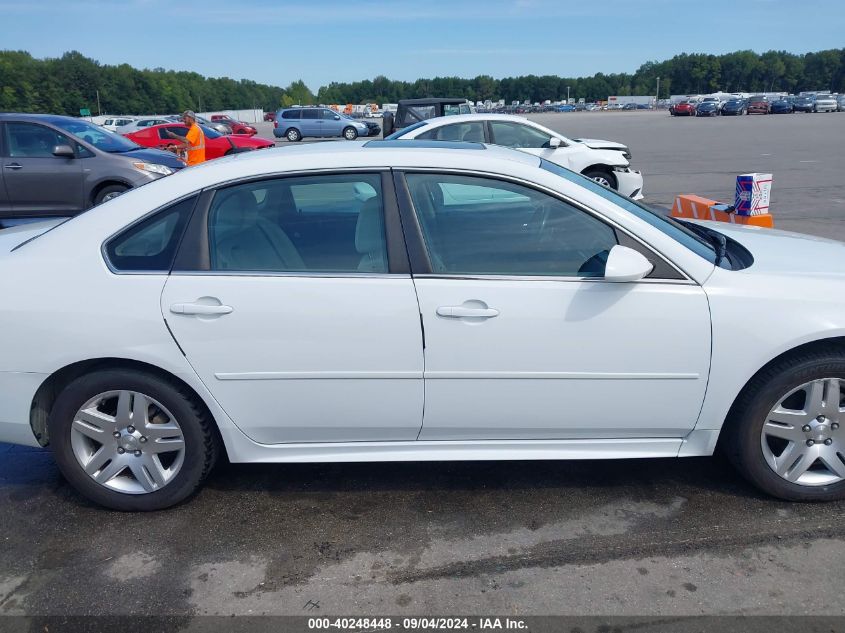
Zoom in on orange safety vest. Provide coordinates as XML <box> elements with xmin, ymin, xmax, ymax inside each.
<box><xmin>185</xmin><ymin>123</ymin><xmax>206</xmax><ymax>166</ymax></box>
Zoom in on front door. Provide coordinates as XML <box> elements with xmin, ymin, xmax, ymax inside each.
<box><xmin>299</xmin><ymin>109</ymin><xmax>321</xmax><ymax>137</ymax></box>
<box><xmin>2</xmin><ymin>122</ymin><xmax>83</xmax><ymax>215</ymax></box>
<box><xmin>401</xmin><ymin>172</ymin><xmax>711</xmax><ymax>441</ymax></box>
<box><xmin>162</xmin><ymin>171</ymin><xmax>424</xmax><ymax>444</ymax></box>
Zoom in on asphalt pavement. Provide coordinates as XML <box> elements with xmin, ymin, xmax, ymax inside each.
<box><xmin>2</xmin><ymin>110</ymin><xmax>845</xmax><ymax>623</ymax></box>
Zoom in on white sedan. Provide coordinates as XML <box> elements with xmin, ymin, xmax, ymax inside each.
<box><xmin>1</xmin><ymin>141</ymin><xmax>845</xmax><ymax>510</ymax></box>
<box><xmin>387</xmin><ymin>113</ymin><xmax>644</xmax><ymax>199</ymax></box>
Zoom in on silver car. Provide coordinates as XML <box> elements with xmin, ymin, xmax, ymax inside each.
<box><xmin>0</xmin><ymin>114</ymin><xmax>185</xmax><ymax>220</ymax></box>
<box><xmin>814</xmin><ymin>94</ymin><xmax>837</xmax><ymax>112</ymax></box>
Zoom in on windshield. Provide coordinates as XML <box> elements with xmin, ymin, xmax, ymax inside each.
<box><xmin>200</xmin><ymin>125</ymin><xmax>221</xmax><ymax>139</ymax></box>
<box><xmin>385</xmin><ymin>121</ymin><xmax>428</xmax><ymax>139</ymax></box>
<box><xmin>539</xmin><ymin>159</ymin><xmax>718</xmax><ymax>264</ymax></box>
<box><xmin>52</xmin><ymin>119</ymin><xmax>140</xmax><ymax>153</ymax></box>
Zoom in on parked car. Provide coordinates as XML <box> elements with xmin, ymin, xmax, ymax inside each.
<box><xmin>195</xmin><ymin>116</ymin><xmax>232</xmax><ymax>135</ymax></box>
<box><xmin>123</xmin><ymin>123</ymin><xmax>272</xmax><ymax>160</ymax></box>
<box><xmin>272</xmin><ymin>107</ymin><xmax>373</xmax><ymax>142</ymax></box>
<box><xmin>386</xmin><ymin>113</ymin><xmax>643</xmax><ymax>199</ymax></box>
<box><xmin>264</xmin><ymin>112</ymin><xmax>276</xmax><ymax>122</ymax></box>
<box><xmin>837</xmin><ymin>95</ymin><xmax>845</xmax><ymax>112</ymax></box>
<box><xmin>6</xmin><ymin>142</ymin><xmax>845</xmax><ymax>509</ymax></box>
<box><xmin>555</xmin><ymin>104</ymin><xmax>576</xmax><ymax>112</ymax></box>
<box><xmin>115</xmin><ymin>117</ymin><xmax>176</xmax><ymax>135</ymax></box>
<box><xmin>0</xmin><ymin>113</ymin><xmax>184</xmax><ymax>220</ymax></box>
<box><xmin>383</xmin><ymin>98</ymin><xmax>474</xmax><ymax>136</ymax></box>
<box><xmin>210</xmin><ymin>115</ymin><xmax>257</xmax><ymax>136</ymax></box>
<box><xmin>813</xmin><ymin>94</ymin><xmax>838</xmax><ymax>113</ymax></box>
<box><xmin>670</xmin><ymin>102</ymin><xmax>696</xmax><ymax>116</ymax></box>
<box><xmin>695</xmin><ymin>101</ymin><xmax>720</xmax><ymax>117</ymax></box>
<box><xmin>100</xmin><ymin>117</ymin><xmax>136</xmax><ymax>132</ymax></box>
<box><xmin>622</xmin><ymin>103</ymin><xmax>638</xmax><ymax>110</ymax></box>
<box><xmin>770</xmin><ymin>97</ymin><xmax>794</xmax><ymax>114</ymax></box>
<box><xmin>747</xmin><ymin>96</ymin><xmax>771</xmax><ymax>114</ymax></box>
<box><xmin>720</xmin><ymin>99</ymin><xmax>747</xmax><ymax>116</ymax></box>
<box><xmin>792</xmin><ymin>95</ymin><xmax>815</xmax><ymax>113</ymax></box>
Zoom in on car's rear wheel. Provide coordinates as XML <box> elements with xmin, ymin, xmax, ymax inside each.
<box><xmin>48</xmin><ymin>370</ymin><xmax>219</xmax><ymax>511</ymax></box>
<box><xmin>94</xmin><ymin>184</ymin><xmax>129</xmax><ymax>205</ymax></box>
<box><xmin>724</xmin><ymin>351</ymin><xmax>845</xmax><ymax>501</ymax></box>
<box><xmin>285</xmin><ymin>128</ymin><xmax>302</xmax><ymax>142</ymax></box>
<box><xmin>582</xmin><ymin>168</ymin><xmax>618</xmax><ymax>191</ymax></box>
<box><xmin>343</xmin><ymin>126</ymin><xmax>359</xmax><ymax>140</ymax></box>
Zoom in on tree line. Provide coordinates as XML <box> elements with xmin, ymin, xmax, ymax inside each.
<box><xmin>1</xmin><ymin>48</ymin><xmax>843</xmax><ymax>117</ymax></box>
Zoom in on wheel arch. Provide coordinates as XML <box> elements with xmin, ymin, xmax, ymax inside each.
<box><xmin>90</xmin><ymin>179</ymin><xmax>132</xmax><ymax>206</ymax></box>
<box><xmin>716</xmin><ymin>336</ymin><xmax>845</xmax><ymax>448</ymax></box>
<box><xmin>30</xmin><ymin>357</ymin><xmax>222</xmax><ymax>451</ymax></box>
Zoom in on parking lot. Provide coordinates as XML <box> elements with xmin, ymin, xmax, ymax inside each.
<box><xmin>3</xmin><ymin>110</ymin><xmax>845</xmax><ymax>621</ymax></box>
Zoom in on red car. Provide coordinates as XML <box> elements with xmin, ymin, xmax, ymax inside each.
<box><xmin>670</xmin><ymin>101</ymin><xmax>696</xmax><ymax>116</ymax></box>
<box><xmin>264</xmin><ymin>111</ymin><xmax>276</xmax><ymax>122</ymax></box>
<box><xmin>746</xmin><ymin>96</ymin><xmax>771</xmax><ymax>114</ymax></box>
<box><xmin>124</xmin><ymin>123</ymin><xmax>273</xmax><ymax>160</ymax></box>
<box><xmin>210</xmin><ymin>114</ymin><xmax>257</xmax><ymax>135</ymax></box>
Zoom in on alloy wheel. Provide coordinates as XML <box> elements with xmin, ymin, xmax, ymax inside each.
<box><xmin>761</xmin><ymin>378</ymin><xmax>845</xmax><ymax>486</ymax></box>
<box><xmin>69</xmin><ymin>390</ymin><xmax>186</xmax><ymax>495</ymax></box>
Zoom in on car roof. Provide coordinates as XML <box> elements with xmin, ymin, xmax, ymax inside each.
<box><xmin>404</xmin><ymin>113</ymin><xmax>532</xmax><ymax>126</ymax></box>
<box><xmin>0</xmin><ymin>113</ymin><xmax>92</xmax><ymax>125</ymax></box>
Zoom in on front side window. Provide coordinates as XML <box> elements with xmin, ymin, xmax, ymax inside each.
<box><xmin>207</xmin><ymin>174</ymin><xmax>388</xmax><ymax>273</ymax></box>
<box><xmin>416</xmin><ymin>122</ymin><xmax>485</xmax><ymax>143</ymax></box>
<box><xmin>160</xmin><ymin>126</ymin><xmax>189</xmax><ymax>140</ymax></box>
<box><xmin>51</xmin><ymin>118</ymin><xmax>140</xmax><ymax>153</ymax></box>
<box><xmin>405</xmin><ymin>173</ymin><xmax>617</xmax><ymax>277</ymax></box>
<box><xmin>105</xmin><ymin>195</ymin><xmax>197</xmax><ymax>272</ymax></box>
<box><xmin>320</xmin><ymin>109</ymin><xmax>339</xmax><ymax>120</ymax></box>
<box><xmin>5</xmin><ymin>123</ymin><xmax>74</xmax><ymax>158</ymax></box>
<box><xmin>489</xmin><ymin>122</ymin><xmax>551</xmax><ymax>148</ymax></box>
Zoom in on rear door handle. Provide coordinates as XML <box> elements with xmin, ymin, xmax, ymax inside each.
<box><xmin>170</xmin><ymin>303</ymin><xmax>233</xmax><ymax>316</ymax></box>
<box><xmin>436</xmin><ymin>306</ymin><xmax>500</xmax><ymax>319</ymax></box>
<box><xmin>4</xmin><ymin>164</ymin><xmax>22</xmax><ymax>170</ymax></box>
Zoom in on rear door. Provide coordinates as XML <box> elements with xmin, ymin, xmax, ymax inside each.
<box><xmin>2</xmin><ymin>121</ymin><xmax>83</xmax><ymax>216</ymax></box>
<box><xmin>0</xmin><ymin>123</ymin><xmax>10</xmax><ymax>216</ymax></box>
<box><xmin>162</xmin><ymin>171</ymin><xmax>424</xmax><ymax>444</ymax></box>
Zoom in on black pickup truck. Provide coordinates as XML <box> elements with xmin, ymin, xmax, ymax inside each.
<box><xmin>381</xmin><ymin>98</ymin><xmax>474</xmax><ymax>136</ymax></box>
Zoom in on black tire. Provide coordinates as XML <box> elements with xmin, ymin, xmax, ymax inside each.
<box><xmin>722</xmin><ymin>351</ymin><xmax>845</xmax><ymax>502</ymax></box>
<box><xmin>582</xmin><ymin>168</ymin><xmax>618</xmax><ymax>191</ymax></box>
<box><xmin>48</xmin><ymin>369</ymin><xmax>219</xmax><ymax>511</ymax></box>
<box><xmin>285</xmin><ymin>128</ymin><xmax>302</xmax><ymax>142</ymax></box>
<box><xmin>342</xmin><ymin>126</ymin><xmax>358</xmax><ymax>141</ymax></box>
<box><xmin>94</xmin><ymin>184</ymin><xmax>129</xmax><ymax>206</ymax></box>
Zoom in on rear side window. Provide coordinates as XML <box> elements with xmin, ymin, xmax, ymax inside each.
<box><xmin>301</xmin><ymin>110</ymin><xmax>319</xmax><ymax>119</ymax></box>
<box><xmin>105</xmin><ymin>196</ymin><xmax>197</xmax><ymax>272</ymax></box>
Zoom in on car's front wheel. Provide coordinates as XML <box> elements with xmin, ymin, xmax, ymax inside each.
<box><xmin>48</xmin><ymin>370</ymin><xmax>219</xmax><ymax>511</ymax></box>
<box><xmin>582</xmin><ymin>168</ymin><xmax>618</xmax><ymax>191</ymax></box>
<box><xmin>724</xmin><ymin>351</ymin><xmax>845</xmax><ymax>501</ymax></box>
<box><xmin>343</xmin><ymin>126</ymin><xmax>359</xmax><ymax>140</ymax></box>
<box><xmin>94</xmin><ymin>184</ymin><xmax>129</xmax><ymax>206</ymax></box>
<box><xmin>285</xmin><ymin>128</ymin><xmax>302</xmax><ymax>142</ymax></box>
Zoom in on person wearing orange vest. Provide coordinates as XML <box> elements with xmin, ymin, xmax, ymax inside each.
<box><xmin>165</xmin><ymin>110</ymin><xmax>206</xmax><ymax>166</ymax></box>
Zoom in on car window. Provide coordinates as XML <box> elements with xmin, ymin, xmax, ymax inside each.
<box><xmin>489</xmin><ymin>122</ymin><xmax>551</xmax><ymax>148</ymax></box>
<box><xmin>159</xmin><ymin>126</ymin><xmax>189</xmax><ymax>139</ymax></box>
<box><xmin>416</xmin><ymin>122</ymin><xmax>485</xmax><ymax>142</ymax></box>
<box><xmin>207</xmin><ymin>174</ymin><xmax>388</xmax><ymax>273</ymax></box>
<box><xmin>5</xmin><ymin>122</ymin><xmax>74</xmax><ymax>158</ymax></box>
<box><xmin>301</xmin><ymin>110</ymin><xmax>319</xmax><ymax>120</ymax></box>
<box><xmin>320</xmin><ymin>109</ymin><xmax>339</xmax><ymax>120</ymax></box>
<box><xmin>51</xmin><ymin>118</ymin><xmax>140</xmax><ymax>153</ymax></box>
<box><xmin>405</xmin><ymin>173</ymin><xmax>617</xmax><ymax>277</ymax></box>
<box><xmin>105</xmin><ymin>195</ymin><xmax>198</xmax><ymax>272</ymax></box>
<box><xmin>281</xmin><ymin>110</ymin><xmax>301</xmax><ymax>120</ymax></box>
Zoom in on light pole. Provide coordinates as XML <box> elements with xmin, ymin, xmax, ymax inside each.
<box><xmin>566</xmin><ymin>85</ymin><xmax>570</xmax><ymax>104</ymax></box>
<box><xmin>655</xmin><ymin>77</ymin><xmax>660</xmax><ymax>107</ymax></box>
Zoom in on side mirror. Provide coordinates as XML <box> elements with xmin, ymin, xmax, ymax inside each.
<box><xmin>334</xmin><ymin>115</ymin><xmax>341</xmax><ymax>120</ymax></box>
<box><xmin>52</xmin><ymin>144</ymin><xmax>75</xmax><ymax>158</ymax></box>
<box><xmin>603</xmin><ymin>245</ymin><xmax>653</xmax><ymax>282</ymax></box>
<box><xmin>549</xmin><ymin>137</ymin><xmax>562</xmax><ymax>149</ymax></box>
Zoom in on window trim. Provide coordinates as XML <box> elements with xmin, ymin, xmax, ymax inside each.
<box><xmin>394</xmin><ymin>168</ymin><xmax>692</xmax><ymax>284</ymax></box>
<box><xmin>101</xmin><ymin>193</ymin><xmax>201</xmax><ymax>275</ymax></box>
<box><xmin>170</xmin><ymin>168</ymin><xmax>411</xmax><ymax>276</ymax></box>
<box><xmin>4</xmin><ymin>121</ymin><xmax>77</xmax><ymax>159</ymax></box>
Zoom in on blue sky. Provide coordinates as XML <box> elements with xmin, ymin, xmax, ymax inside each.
<box><xmin>2</xmin><ymin>0</ymin><xmax>843</xmax><ymax>89</ymax></box>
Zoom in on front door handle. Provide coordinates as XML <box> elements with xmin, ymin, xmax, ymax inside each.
<box><xmin>436</xmin><ymin>306</ymin><xmax>499</xmax><ymax>319</ymax></box>
<box><xmin>170</xmin><ymin>303</ymin><xmax>233</xmax><ymax>316</ymax></box>
<box><xmin>4</xmin><ymin>164</ymin><xmax>22</xmax><ymax>170</ymax></box>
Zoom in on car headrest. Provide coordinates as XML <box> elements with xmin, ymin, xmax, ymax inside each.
<box><xmin>355</xmin><ymin>197</ymin><xmax>384</xmax><ymax>255</ymax></box>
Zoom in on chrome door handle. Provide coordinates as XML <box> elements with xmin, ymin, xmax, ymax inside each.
<box><xmin>436</xmin><ymin>306</ymin><xmax>499</xmax><ymax>319</ymax></box>
<box><xmin>4</xmin><ymin>164</ymin><xmax>22</xmax><ymax>170</ymax></box>
<box><xmin>170</xmin><ymin>303</ymin><xmax>233</xmax><ymax>316</ymax></box>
